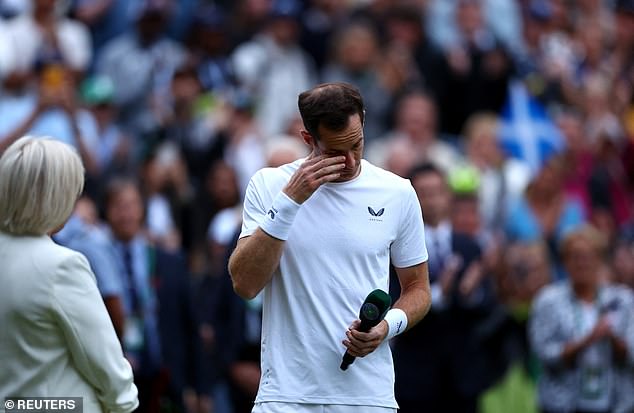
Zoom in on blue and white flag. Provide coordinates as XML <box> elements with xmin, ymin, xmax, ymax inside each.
<box><xmin>498</xmin><ymin>80</ymin><xmax>565</xmax><ymax>175</ymax></box>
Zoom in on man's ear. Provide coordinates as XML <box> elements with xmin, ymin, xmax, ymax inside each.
<box><xmin>300</xmin><ymin>130</ymin><xmax>315</xmax><ymax>148</ymax></box>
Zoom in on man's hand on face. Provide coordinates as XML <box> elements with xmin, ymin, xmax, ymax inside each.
<box><xmin>283</xmin><ymin>154</ymin><xmax>346</xmax><ymax>204</ymax></box>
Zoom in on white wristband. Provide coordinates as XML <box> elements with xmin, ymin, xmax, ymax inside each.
<box><xmin>384</xmin><ymin>308</ymin><xmax>408</xmax><ymax>340</ymax></box>
<box><xmin>259</xmin><ymin>191</ymin><xmax>301</xmax><ymax>241</ymax></box>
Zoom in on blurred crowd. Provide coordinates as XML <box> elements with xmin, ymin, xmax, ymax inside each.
<box><xmin>1</xmin><ymin>0</ymin><xmax>634</xmax><ymax>412</ymax></box>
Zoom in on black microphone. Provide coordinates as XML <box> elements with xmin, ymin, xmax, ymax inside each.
<box><xmin>340</xmin><ymin>289</ymin><xmax>392</xmax><ymax>371</ymax></box>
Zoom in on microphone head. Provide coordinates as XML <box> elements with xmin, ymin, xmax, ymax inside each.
<box><xmin>358</xmin><ymin>289</ymin><xmax>391</xmax><ymax>327</ymax></box>
<box><xmin>360</xmin><ymin>302</ymin><xmax>380</xmax><ymax>322</ymax></box>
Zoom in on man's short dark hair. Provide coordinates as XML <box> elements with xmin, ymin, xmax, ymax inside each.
<box><xmin>104</xmin><ymin>176</ymin><xmax>142</xmax><ymax>209</ymax></box>
<box><xmin>407</xmin><ymin>162</ymin><xmax>445</xmax><ymax>182</ymax></box>
<box><xmin>298</xmin><ymin>82</ymin><xmax>365</xmax><ymax>140</ymax></box>
<box><xmin>452</xmin><ymin>191</ymin><xmax>479</xmax><ymax>205</ymax></box>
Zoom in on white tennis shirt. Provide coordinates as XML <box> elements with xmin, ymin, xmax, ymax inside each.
<box><xmin>240</xmin><ymin>159</ymin><xmax>428</xmax><ymax>408</ymax></box>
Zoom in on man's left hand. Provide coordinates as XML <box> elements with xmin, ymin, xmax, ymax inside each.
<box><xmin>342</xmin><ymin>319</ymin><xmax>388</xmax><ymax>357</ymax></box>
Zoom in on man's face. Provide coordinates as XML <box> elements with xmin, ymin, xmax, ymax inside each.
<box><xmin>106</xmin><ymin>185</ymin><xmax>144</xmax><ymax>242</ymax></box>
<box><xmin>451</xmin><ymin>198</ymin><xmax>480</xmax><ymax>236</ymax></box>
<box><xmin>411</xmin><ymin>172</ymin><xmax>450</xmax><ymax>224</ymax></box>
<box><xmin>311</xmin><ymin>113</ymin><xmax>364</xmax><ymax>182</ymax></box>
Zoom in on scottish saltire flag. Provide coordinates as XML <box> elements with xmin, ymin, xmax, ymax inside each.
<box><xmin>498</xmin><ymin>80</ymin><xmax>565</xmax><ymax>175</ymax></box>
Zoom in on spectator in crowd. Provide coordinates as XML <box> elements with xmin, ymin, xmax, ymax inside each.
<box><xmin>96</xmin><ymin>0</ymin><xmax>186</xmax><ymax>137</ymax></box>
<box><xmin>299</xmin><ymin>0</ymin><xmax>347</xmax><ymax>71</ymax></box>
<box><xmin>368</xmin><ymin>91</ymin><xmax>463</xmax><ymax>175</ymax></box>
<box><xmin>497</xmin><ymin>241</ymin><xmax>553</xmax><ymax>365</ymax></box>
<box><xmin>187</xmin><ymin>4</ymin><xmax>236</xmax><ymax>95</ymax></box>
<box><xmin>264</xmin><ymin>134</ymin><xmax>309</xmax><ymax>168</ymax></box>
<box><xmin>448</xmin><ymin>181</ymin><xmax>500</xmax><ymax>272</ymax></box>
<box><xmin>425</xmin><ymin>0</ymin><xmax>523</xmax><ymax>56</ymax></box>
<box><xmin>529</xmin><ymin>225</ymin><xmax>634</xmax><ymax>413</ymax></box>
<box><xmin>220</xmin><ymin>89</ymin><xmax>267</xmax><ymax>195</ymax></box>
<box><xmin>435</xmin><ymin>0</ymin><xmax>514</xmax><ymax>135</ymax></box>
<box><xmin>612</xmin><ymin>237</ymin><xmax>634</xmax><ymax>292</ymax></box>
<box><xmin>462</xmin><ymin>112</ymin><xmax>531</xmax><ymax>234</ymax></box>
<box><xmin>79</xmin><ymin>74</ymin><xmax>133</xmax><ymax>196</ymax></box>
<box><xmin>0</xmin><ymin>64</ymin><xmax>99</xmax><ymax>174</ymax></box>
<box><xmin>505</xmin><ymin>155</ymin><xmax>586</xmax><ymax>278</ymax></box>
<box><xmin>190</xmin><ymin>160</ymin><xmax>242</xmax><ymax>274</ymax></box>
<box><xmin>71</xmin><ymin>0</ymin><xmax>137</xmax><ymax>56</ymax></box>
<box><xmin>612</xmin><ymin>0</ymin><xmax>634</xmax><ymax>118</ymax></box>
<box><xmin>139</xmin><ymin>143</ymin><xmax>186</xmax><ymax>253</ymax></box>
<box><xmin>54</xmin><ymin>195</ymin><xmax>126</xmax><ymax>339</ymax></box>
<box><xmin>393</xmin><ymin>163</ymin><xmax>497</xmax><ymax>413</ymax></box>
<box><xmin>1</xmin><ymin>0</ymin><xmax>91</xmax><ymax>78</ymax></box>
<box><xmin>161</xmin><ymin>63</ymin><xmax>225</xmax><ymax>187</ymax></box>
<box><xmin>231</xmin><ymin>0</ymin><xmax>316</xmax><ymax>138</ymax></box>
<box><xmin>382</xmin><ymin>4</ymin><xmax>448</xmax><ymax>102</ymax></box>
<box><xmin>103</xmin><ymin>178</ymin><xmax>198</xmax><ymax>413</ymax></box>
<box><xmin>480</xmin><ymin>240</ymin><xmax>553</xmax><ymax>413</ymax></box>
<box><xmin>227</xmin><ymin>0</ymin><xmax>275</xmax><ymax>48</ymax></box>
<box><xmin>556</xmin><ymin>108</ymin><xmax>595</xmax><ymax>217</ymax></box>
<box><xmin>322</xmin><ymin>20</ymin><xmax>391</xmax><ymax>142</ymax></box>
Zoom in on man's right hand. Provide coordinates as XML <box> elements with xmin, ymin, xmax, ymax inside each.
<box><xmin>283</xmin><ymin>155</ymin><xmax>346</xmax><ymax>204</ymax></box>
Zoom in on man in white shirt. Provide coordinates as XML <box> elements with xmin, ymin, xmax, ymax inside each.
<box><xmin>228</xmin><ymin>82</ymin><xmax>431</xmax><ymax>413</ymax></box>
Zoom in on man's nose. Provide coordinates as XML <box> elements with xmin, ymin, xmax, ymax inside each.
<box><xmin>344</xmin><ymin>151</ymin><xmax>355</xmax><ymax>168</ymax></box>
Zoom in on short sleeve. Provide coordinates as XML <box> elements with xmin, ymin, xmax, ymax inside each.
<box><xmin>390</xmin><ymin>183</ymin><xmax>428</xmax><ymax>268</ymax></box>
<box><xmin>51</xmin><ymin>252</ymin><xmax>138</xmax><ymax>412</ymax></box>
<box><xmin>240</xmin><ymin>172</ymin><xmax>269</xmax><ymax>238</ymax></box>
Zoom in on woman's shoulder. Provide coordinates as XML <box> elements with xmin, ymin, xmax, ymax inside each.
<box><xmin>533</xmin><ymin>281</ymin><xmax>570</xmax><ymax>309</ymax></box>
<box><xmin>603</xmin><ymin>283</ymin><xmax>634</xmax><ymax>306</ymax></box>
<box><xmin>2</xmin><ymin>234</ymin><xmax>89</xmax><ymax>273</ymax></box>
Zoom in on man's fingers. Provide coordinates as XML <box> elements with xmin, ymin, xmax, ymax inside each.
<box><xmin>302</xmin><ymin>155</ymin><xmax>345</xmax><ymax>169</ymax></box>
<box><xmin>285</xmin><ymin>155</ymin><xmax>346</xmax><ymax>203</ymax></box>
<box><xmin>318</xmin><ymin>172</ymin><xmax>342</xmax><ymax>184</ymax></box>
<box><xmin>346</xmin><ymin>330</ymin><xmax>381</xmax><ymax>348</ymax></box>
<box><xmin>300</xmin><ymin>156</ymin><xmax>345</xmax><ymax>184</ymax></box>
<box><xmin>342</xmin><ymin>335</ymin><xmax>380</xmax><ymax>357</ymax></box>
<box><xmin>342</xmin><ymin>339</ymin><xmax>371</xmax><ymax>357</ymax></box>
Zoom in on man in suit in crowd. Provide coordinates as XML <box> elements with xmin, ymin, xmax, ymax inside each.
<box><xmin>392</xmin><ymin>163</ymin><xmax>497</xmax><ymax>413</ymax></box>
<box><xmin>103</xmin><ymin>177</ymin><xmax>199</xmax><ymax>413</ymax></box>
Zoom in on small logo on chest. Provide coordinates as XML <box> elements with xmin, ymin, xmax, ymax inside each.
<box><xmin>368</xmin><ymin>206</ymin><xmax>384</xmax><ymax>222</ymax></box>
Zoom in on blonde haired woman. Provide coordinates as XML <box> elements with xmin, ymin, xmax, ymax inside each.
<box><xmin>529</xmin><ymin>225</ymin><xmax>634</xmax><ymax>413</ymax></box>
<box><xmin>0</xmin><ymin>137</ymin><xmax>138</xmax><ymax>412</ymax></box>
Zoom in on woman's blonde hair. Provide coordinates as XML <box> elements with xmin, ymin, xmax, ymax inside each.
<box><xmin>0</xmin><ymin>137</ymin><xmax>84</xmax><ymax>235</ymax></box>
<box><xmin>462</xmin><ymin>112</ymin><xmax>500</xmax><ymax>142</ymax></box>
<box><xmin>559</xmin><ymin>224</ymin><xmax>608</xmax><ymax>260</ymax></box>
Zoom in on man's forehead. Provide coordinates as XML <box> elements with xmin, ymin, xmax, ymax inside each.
<box><xmin>317</xmin><ymin>115</ymin><xmax>364</xmax><ymax>148</ymax></box>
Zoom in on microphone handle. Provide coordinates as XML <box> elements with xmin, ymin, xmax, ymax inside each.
<box><xmin>340</xmin><ymin>352</ymin><xmax>355</xmax><ymax>370</ymax></box>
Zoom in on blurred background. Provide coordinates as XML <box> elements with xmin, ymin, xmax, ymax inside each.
<box><xmin>1</xmin><ymin>0</ymin><xmax>633</xmax><ymax>412</ymax></box>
